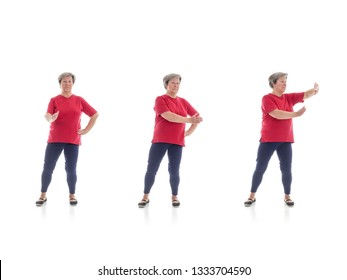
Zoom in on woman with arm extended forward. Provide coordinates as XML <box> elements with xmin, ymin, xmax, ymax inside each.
<box><xmin>244</xmin><ymin>72</ymin><xmax>319</xmax><ymax>207</ymax></box>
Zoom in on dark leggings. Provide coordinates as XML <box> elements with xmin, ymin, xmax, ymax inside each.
<box><xmin>144</xmin><ymin>143</ymin><xmax>183</xmax><ymax>196</ymax></box>
<box><xmin>251</xmin><ymin>142</ymin><xmax>292</xmax><ymax>195</ymax></box>
<box><xmin>41</xmin><ymin>143</ymin><xmax>79</xmax><ymax>194</ymax></box>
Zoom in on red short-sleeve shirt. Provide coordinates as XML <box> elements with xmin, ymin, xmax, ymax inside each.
<box><xmin>152</xmin><ymin>95</ymin><xmax>198</xmax><ymax>146</ymax></box>
<box><xmin>46</xmin><ymin>94</ymin><xmax>97</xmax><ymax>145</ymax></box>
<box><xmin>260</xmin><ymin>92</ymin><xmax>304</xmax><ymax>142</ymax></box>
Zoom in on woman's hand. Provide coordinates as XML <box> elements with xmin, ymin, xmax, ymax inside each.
<box><xmin>185</xmin><ymin>130</ymin><xmax>193</xmax><ymax>137</ymax></box>
<box><xmin>78</xmin><ymin>113</ymin><xmax>99</xmax><ymax>135</ymax></box>
<box><xmin>51</xmin><ymin>111</ymin><xmax>59</xmax><ymax>122</ymax></box>
<box><xmin>295</xmin><ymin>106</ymin><xmax>306</xmax><ymax>117</ymax></box>
<box><xmin>78</xmin><ymin>128</ymin><xmax>89</xmax><ymax>135</ymax></box>
<box><xmin>45</xmin><ymin>111</ymin><xmax>59</xmax><ymax>123</ymax></box>
<box><xmin>189</xmin><ymin>113</ymin><xmax>203</xmax><ymax>124</ymax></box>
<box><xmin>314</xmin><ymin>82</ymin><xmax>319</xmax><ymax>93</ymax></box>
<box><xmin>304</xmin><ymin>83</ymin><xmax>319</xmax><ymax>99</ymax></box>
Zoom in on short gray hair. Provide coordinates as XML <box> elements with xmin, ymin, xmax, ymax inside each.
<box><xmin>163</xmin><ymin>73</ymin><xmax>181</xmax><ymax>89</ymax></box>
<box><xmin>58</xmin><ymin>72</ymin><xmax>76</xmax><ymax>84</ymax></box>
<box><xmin>268</xmin><ymin>72</ymin><xmax>287</xmax><ymax>88</ymax></box>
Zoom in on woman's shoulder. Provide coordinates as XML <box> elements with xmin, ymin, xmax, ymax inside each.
<box><xmin>154</xmin><ymin>94</ymin><xmax>165</xmax><ymax>102</ymax></box>
<box><xmin>262</xmin><ymin>93</ymin><xmax>273</xmax><ymax>100</ymax></box>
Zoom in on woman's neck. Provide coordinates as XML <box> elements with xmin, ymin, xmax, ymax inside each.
<box><xmin>61</xmin><ymin>91</ymin><xmax>72</xmax><ymax>98</ymax></box>
<box><xmin>166</xmin><ymin>91</ymin><xmax>177</xmax><ymax>98</ymax></box>
<box><xmin>272</xmin><ymin>89</ymin><xmax>283</xmax><ymax>97</ymax></box>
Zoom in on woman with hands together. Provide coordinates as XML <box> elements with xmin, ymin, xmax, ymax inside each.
<box><xmin>138</xmin><ymin>73</ymin><xmax>203</xmax><ymax>208</ymax></box>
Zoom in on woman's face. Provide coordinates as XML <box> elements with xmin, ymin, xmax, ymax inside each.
<box><xmin>166</xmin><ymin>77</ymin><xmax>180</xmax><ymax>93</ymax></box>
<box><xmin>60</xmin><ymin>76</ymin><xmax>74</xmax><ymax>92</ymax></box>
<box><xmin>273</xmin><ymin>76</ymin><xmax>287</xmax><ymax>93</ymax></box>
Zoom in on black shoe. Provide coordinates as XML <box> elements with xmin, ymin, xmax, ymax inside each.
<box><xmin>36</xmin><ymin>197</ymin><xmax>47</xmax><ymax>206</ymax></box>
<box><xmin>138</xmin><ymin>199</ymin><xmax>149</xmax><ymax>208</ymax></box>
<box><xmin>172</xmin><ymin>200</ymin><xmax>180</xmax><ymax>207</ymax></box>
<box><xmin>70</xmin><ymin>197</ymin><xmax>78</xmax><ymax>205</ymax></box>
<box><xmin>284</xmin><ymin>198</ymin><xmax>294</xmax><ymax>207</ymax></box>
<box><xmin>244</xmin><ymin>198</ymin><xmax>256</xmax><ymax>207</ymax></box>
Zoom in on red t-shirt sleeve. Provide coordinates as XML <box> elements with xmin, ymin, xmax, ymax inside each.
<box><xmin>154</xmin><ymin>96</ymin><xmax>170</xmax><ymax>115</ymax></box>
<box><xmin>287</xmin><ymin>92</ymin><xmax>305</xmax><ymax>105</ymax></box>
<box><xmin>47</xmin><ymin>98</ymin><xmax>57</xmax><ymax>114</ymax></box>
<box><xmin>181</xmin><ymin>98</ymin><xmax>198</xmax><ymax>116</ymax></box>
<box><xmin>80</xmin><ymin>97</ymin><xmax>97</xmax><ymax>116</ymax></box>
<box><xmin>262</xmin><ymin>95</ymin><xmax>278</xmax><ymax>114</ymax></box>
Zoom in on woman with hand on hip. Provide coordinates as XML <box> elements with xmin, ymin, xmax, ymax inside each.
<box><xmin>36</xmin><ymin>72</ymin><xmax>99</xmax><ymax>206</ymax></box>
<box><xmin>138</xmin><ymin>73</ymin><xmax>203</xmax><ymax>208</ymax></box>
<box><xmin>244</xmin><ymin>72</ymin><xmax>319</xmax><ymax>207</ymax></box>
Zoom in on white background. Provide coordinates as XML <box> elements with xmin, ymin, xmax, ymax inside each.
<box><xmin>1</xmin><ymin>0</ymin><xmax>346</xmax><ymax>279</ymax></box>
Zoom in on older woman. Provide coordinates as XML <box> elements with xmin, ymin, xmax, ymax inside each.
<box><xmin>36</xmin><ymin>72</ymin><xmax>99</xmax><ymax>206</ymax></box>
<box><xmin>244</xmin><ymin>72</ymin><xmax>319</xmax><ymax>207</ymax></box>
<box><xmin>138</xmin><ymin>73</ymin><xmax>203</xmax><ymax>208</ymax></box>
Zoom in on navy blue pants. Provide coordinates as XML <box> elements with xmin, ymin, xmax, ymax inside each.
<box><xmin>144</xmin><ymin>143</ymin><xmax>183</xmax><ymax>196</ymax></box>
<box><xmin>41</xmin><ymin>143</ymin><xmax>79</xmax><ymax>194</ymax></box>
<box><xmin>251</xmin><ymin>142</ymin><xmax>292</xmax><ymax>195</ymax></box>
